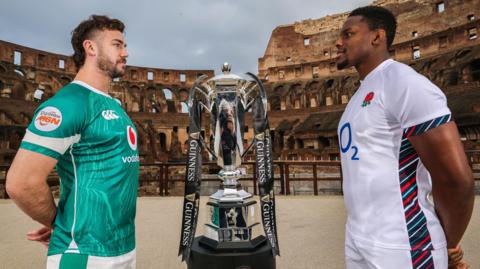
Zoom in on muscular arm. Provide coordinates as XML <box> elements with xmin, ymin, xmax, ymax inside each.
<box><xmin>6</xmin><ymin>149</ymin><xmax>57</xmax><ymax>228</ymax></box>
<box><xmin>409</xmin><ymin>121</ymin><xmax>474</xmax><ymax>248</ymax></box>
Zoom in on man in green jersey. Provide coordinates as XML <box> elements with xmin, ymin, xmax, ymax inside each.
<box><xmin>6</xmin><ymin>15</ymin><xmax>139</xmax><ymax>269</ymax></box>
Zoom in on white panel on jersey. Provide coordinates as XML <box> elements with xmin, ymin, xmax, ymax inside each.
<box><xmin>22</xmin><ymin>130</ymin><xmax>81</xmax><ymax>155</ymax></box>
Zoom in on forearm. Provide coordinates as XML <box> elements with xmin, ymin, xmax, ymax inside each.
<box><xmin>8</xmin><ymin>178</ymin><xmax>56</xmax><ymax>228</ymax></box>
<box><xmin>432</xmin><ymin>176</ymin><xmax>475</xmax><ymax>248</ymax></box>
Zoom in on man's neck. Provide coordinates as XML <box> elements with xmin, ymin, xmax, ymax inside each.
<box><xmin>356</xmin><ymin>51</ymin><xmax>390</xmax><ymax>80</ymax></box>
<box><xmin>74</xmin><ymin>65</ymin><xmax>111</xmax><ymax>93</ymax></box>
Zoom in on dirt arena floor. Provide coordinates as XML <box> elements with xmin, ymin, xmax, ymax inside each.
<box><xmin>1</xmin><ymin>196</ymin><xmax>479</xmax><ymax>269</ymax></box>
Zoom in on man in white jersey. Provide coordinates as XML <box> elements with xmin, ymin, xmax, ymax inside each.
<box><xmin>6</xmin><ymin>15</ymin><xmax>138</xmax><ymax>269</ymax></box>
<box><xmin>335</xmin><ymin>6</ymin><xmax>474</xmax><ymax>269</ymax></box>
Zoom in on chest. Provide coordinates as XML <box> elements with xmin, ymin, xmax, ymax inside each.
<box><xmin>82</xmin><ymin>100</ymin><xmax>137</xmax><ymax>150</ymax></box>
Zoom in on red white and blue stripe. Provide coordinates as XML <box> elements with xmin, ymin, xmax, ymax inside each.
<box><xmin>399</xmin><ymin>113</ymin><xmax>451</xmax><ymax>269</ymax></box>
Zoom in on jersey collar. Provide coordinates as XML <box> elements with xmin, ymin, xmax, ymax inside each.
<box><xmin>72</xmin><ymin>80</ymin><xmax>112</xmax><ymax>99</ymax></box>
<box><xmin>360</xmin><ymin>59</ymin><xmax>394</xmax><ymax>83</ymax></box>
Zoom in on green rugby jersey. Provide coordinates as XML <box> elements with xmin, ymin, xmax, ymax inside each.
<box><xmin>20</xmin><ymin>81</ymin><xmax>139</xmax><ymax>257</ymax></box>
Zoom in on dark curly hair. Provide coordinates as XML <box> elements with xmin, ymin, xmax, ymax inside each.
<box><xmin>71</xmin><ymin>15</ymin><xmax>125</xmax><ymax>70</ymax></box>
<box><xmin>349</xmin><ymin>6</ymin><xmax>397</xmax><ymax>49</ymax></box>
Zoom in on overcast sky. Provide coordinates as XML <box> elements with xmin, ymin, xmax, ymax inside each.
<box><xmin>0</xmin><ymin>0</ymin><xmax>371</xmax><ymax>74</ymax></box>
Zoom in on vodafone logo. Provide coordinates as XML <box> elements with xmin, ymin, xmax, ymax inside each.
<box><xmin>34</xmin><ymin>106</ymin><xmax>62</xmax><ymax>132</ymax></box>
<box><xmin>127</xmin><ymin>125</ymin><xmax>137</xmax><ymax>151</ymax></box>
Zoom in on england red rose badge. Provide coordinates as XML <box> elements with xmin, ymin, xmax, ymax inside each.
<box><xmin>361</xmin><ymin>92</ymin><xmax>374</xmax><ymax>107</ymax></box>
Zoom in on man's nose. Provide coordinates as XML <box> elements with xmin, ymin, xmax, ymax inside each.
<box><xmin>335</xmin><ymin>38</ymin><xmax>343</xmax><ymax>49</ymax></box>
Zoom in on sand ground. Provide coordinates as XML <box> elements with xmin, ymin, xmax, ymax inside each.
<box><xmin>1</xmin><ymin>196</ymin><xmax>479</xmax><ymax>269</ymax></box>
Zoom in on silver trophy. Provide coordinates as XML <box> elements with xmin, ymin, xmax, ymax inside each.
<box><xmin>179</xmin><ymin>63</ymin><xmax>279</xmax><ymax>268</ymax></box>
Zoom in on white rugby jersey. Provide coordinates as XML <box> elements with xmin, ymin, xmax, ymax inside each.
<box><xmin>338</xmin><ymin>59</ymin><xmax>451</xmax><ymax>251</ymax></box>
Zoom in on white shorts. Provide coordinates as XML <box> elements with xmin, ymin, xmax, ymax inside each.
<box><xmin>46</xmin><ymin>249</ymin><xmax>136</xmax><ymax>269</ymax></box>
<box><xmin>345</xmin><ymin>233</ymin><xmax>447</xmax><ymax>269</ymax></box>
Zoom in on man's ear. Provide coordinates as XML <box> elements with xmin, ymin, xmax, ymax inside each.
<box><xmin>372</xmin><ymin>28</ymin><xmax>387</xmax><ymax>47</ymax></box>
<box><xmin>83</xmin><ymin>39</ymin><xmax>96</xmax><ymax>57</ymax></box>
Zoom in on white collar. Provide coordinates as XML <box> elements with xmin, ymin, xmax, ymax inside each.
<box><xmin>72</xmin><ymin>80</ymin><xmax>112</xmax><ymax>99</ymax></box>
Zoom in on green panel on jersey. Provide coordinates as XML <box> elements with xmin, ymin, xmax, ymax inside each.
<box><xmin>22</xmin><ymin>82</ymin><xmax>139</xmax><ymax>257</ymax></box>
<box><xmin>59</xmin><ymin>253</ymin><xmax>88</xmax><ymax>269</ymax></box>
<box><xmin>20</xmin><ymin>141</ymin><xmax>62</xmax><ymax>159</ymax></box>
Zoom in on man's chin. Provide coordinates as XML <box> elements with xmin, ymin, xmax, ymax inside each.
<box><xmin>111</xmin><ymin>69</ymin><xmax>125</xmax><ymax>79</ymax></box>
<box><xmin>336</xmin><ymin>61</ymin><xmax>349</xmax><ymax>70</ymax></box>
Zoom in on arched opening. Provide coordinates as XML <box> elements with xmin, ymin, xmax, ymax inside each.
<box><xmin>178</xmin><ymin>89</ymin><xmax>189</xmax><ymax>102</ymax></box>
<box><xmin>163</xmin><ymin>88</ymin><xmax>173</xmax><ymax>100</ymax></box>
<box><xmin>180</xmin><ymin>102</ymin><xmax>188</xmax><ymax>113</ymax></box>
<box><xmin>12</xmin><ymin>82</ymin><xmax>26</xmax><ymax>100</ymax></box>
<box><xmin>469</xmin><ymin>59</ymin><xmax>480</xmax><ymax>81</ymax></box>
<box><xmin>159</xmin><ymin>133</ymin><xmax>167</xmax><ymax>152</ymax></box>
<box><xmin>14</xmin><ymin>69</ymin><xmax>25</xmax><ymax>77</ymax></box>
<box><xmin>60</xmin><ymin>76</ymin><xmax>71</xmax><ymax>85</ymax></box>
<box><xmin>318</xmin><ymin>137</ymin><xmax>330</xmax><ymax>149</ymax></box>
<box><xmin>129</xmin><ymin>85</ymin><xmax>142</xmax><ymax>112</ymax></box>
<box><xmin>325</xmin><ymin>79</ymin><xmax>334</xmax><ymax>88</ymax></box>
<box><xmin>444</xmin><ymin>70</ymin><xmax>458</xmax><ymax>86</ymax></box>
<box><xmin>269</xmin><ymin>130</ymin><xmax>275</xmax><ymax>148</ymax></box>
<box><xmin>0</xmin><ymin>64</ymin><xmax>7</xmax><ymax>74</ymax></box>
<box><xmin>296</xmin><ymin>138</ymin><xmax>304</xmax><ymax>149</ymax></box>
<box><xmin>455</xmin><ymin>49</ymin><xmax>472</xmax><ymax>61</ymax></box>
<box><xmin>270</xmin><ymin>96</ymin><xmax>281</xmax><ymax>111</ymax></box>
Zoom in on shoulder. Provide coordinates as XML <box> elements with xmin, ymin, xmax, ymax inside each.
<box><xmin>51</xmin><ymin>83</ymin><xmax>91</xmax><ymax>104</ymax></box>
<box><xmin>382</xmin><ymin>60</ymin><xmax>442</xmax><ymax>93</ymax></box>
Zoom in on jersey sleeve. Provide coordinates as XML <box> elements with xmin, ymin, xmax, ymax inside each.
<box><xmin>383</xmin><ymin>73</ymin><xmax>451</xmax><ymax>131</ymax></box>
<box><xmin>20</xmin><ymin>91</ymin><xmax>87</xmax><ymax>159</ymax></box>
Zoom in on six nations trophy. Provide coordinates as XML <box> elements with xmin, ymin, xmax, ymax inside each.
<box><xmin>178</xmin><ymin>63</ymin><xmax>280</xmax><ymax>269</ymax></box>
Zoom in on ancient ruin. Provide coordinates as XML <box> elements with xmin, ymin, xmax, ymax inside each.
<box><xmin>0</xmin><ymin>0</ymin><xmax>479</xmax><ymax>196</ymax></box>
<box><xmin>258</xmin><ymin>0</ymin><xmax>480</xmax><ymax>161</ymax></box>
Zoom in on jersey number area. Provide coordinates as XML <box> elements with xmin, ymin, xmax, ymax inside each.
<box><xmin>339</xmin><ymin>122</ymin><xmax>359</xmax><ymax>160</ymax></box>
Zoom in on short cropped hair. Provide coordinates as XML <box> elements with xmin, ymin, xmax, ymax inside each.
<box><xmin>349</xmin><ymin>6</ymin><xmax>397</xmax><ymax>48</ymax></box>
<box><xmin>71</xmin><ymin>15</ymin><xmax>125</xmax><ymax>70</ymax></box>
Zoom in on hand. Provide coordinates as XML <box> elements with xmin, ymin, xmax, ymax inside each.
<box><xmin>448</xmin><ymin>245</ymin><xmax>469</xmax><ymax>269</ymax></box>
<box><xmin>26</xmin><ymin>226</ymin><xmax>52</xmax><ymax>249</ymax></box>
<box><xmin>448</xmin><ymin>261</ymin><xmax>469</xmax><ymax>269</ymax></box>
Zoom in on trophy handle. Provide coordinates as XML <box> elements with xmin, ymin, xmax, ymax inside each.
<box><xmin>247</xmin><ymin>72</ymin><xmax>280</xmax><ymax>256</ymax></box>
<box><xmin>179</xmin><ymin>75</ymin><xmax>209</xmax><ymax>261</ymax></box>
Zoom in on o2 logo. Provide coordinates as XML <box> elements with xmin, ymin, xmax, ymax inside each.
<box><xmin>339</xmin><ymin>122</ymin><xmax>359</xmax><ymax>160</ymax></box>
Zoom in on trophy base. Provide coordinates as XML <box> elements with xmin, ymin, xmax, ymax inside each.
<box><xmin>187</xmin><ymin>236</ymin><xmax>276</xmax><ymax>269</ymax></box>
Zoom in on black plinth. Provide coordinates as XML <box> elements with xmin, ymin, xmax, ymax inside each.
<box><xmin>187</xmin><ymin>236</ymin><xmax>276</xmax><ymax>269</ymax></box>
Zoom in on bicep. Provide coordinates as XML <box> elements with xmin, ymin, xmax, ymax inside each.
<box><xmin>408</xmin><ymin>122</ymin><xmax>472</xmax><ymax>186</ymax></box>
<box><xmin>8</xmin><ymin>149</ymin><xmax>58</xmax><ymax>186</ymax></box>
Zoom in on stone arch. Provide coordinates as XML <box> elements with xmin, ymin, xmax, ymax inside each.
<box><xmin>128</xmin><ymin>85</ymin><xmax>142</xmax><ymax>112</ymax></box>
<box><xmin>145</xmin><ymin>86</ymin><xmax>165</xmax><ymax>113</ymax></box>
<box><xmin>162</xmin><ymin>87</ymin><xmax>178</xmax><ymax>113</ymax></box>
<box><xmin>0</xmin><ymin>110</ymin><xmax>15</xmax><ymax>125</ymax></box>
<box><xmin>60</xmin><ymin>76</ymin><xmax>72</xmax><ymax>85</ymax></box>
<box><xmin>159</xmin><ymin>132</ymin><xmax>167</xmax><ymax>152</ymax></box>
<box><xmin>468</xmin><ymin>59</ymin><xmax>480</xmax><ymax>81</ymax></box>
<box><xmin>162</xmin><ymin>88</ymin><xmax>173</xmax><ymax>100</ymax></box>
<box><xmin>454</xmin><ymin>49</ymin><xmax>472</xmax><ymax>62</ymax></box>
<box><xmin>180</xmin><ymin>102</ymin><xmax>188</xmax><ymax>113</ymax></box>
<box><xmin>323</xmin><ymin>78</ymin><xmax>337</xmax><ymax>105</ymax></box>
<box><xmin>178</xmin><ymin>88</ymin><xmax>189</xmax><ymax>102</ymax></box>
<box><xmin>12</xmin><ymin>81</ymin><xmax>27</xmax><ymax>100</ymax></box>
<box><xmin>305</xmin><ymin>81</ymin><xmax>320</xmax><ymax>108</ymax></box>
<box><xmin>0</xmin><ymin>63</ymin><xmax>7</xmax><ymax>74</ymax></box>
<box><xmin>288</xmin><ymin>83</ymin><xmax>302</xmax><ymax>109</ymax></box>
<box><xmin>270</xmin><ymin>85</ymin><xmax>285</xmax><ymax>110</ymax></box>
<box><xmin>443</xmin><ymin>69</ymin><xmax>459</xmax><ymax>86</ymax></box>
<box><xmin>19</xmin><ymin>112</ymin><xmax>31</xmax><ymax>125</ymax></box>
<box><xmin>14</xmin><ymin>68</ymin><xmax>25</xmax><ymax>77</ymax></box>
